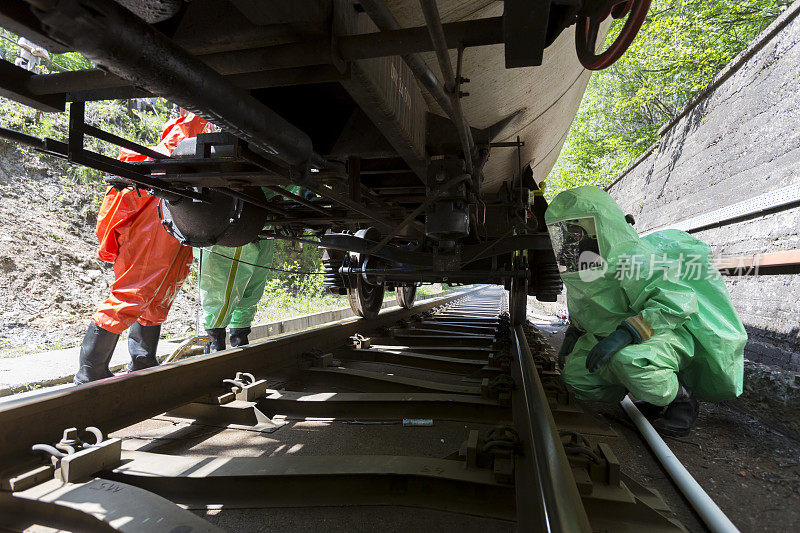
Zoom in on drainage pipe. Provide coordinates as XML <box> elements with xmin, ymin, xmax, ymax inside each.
<box><xmin>620</xmin><ymin>396</ymin><xmax>741</xmax><ymax>533</ymax></box>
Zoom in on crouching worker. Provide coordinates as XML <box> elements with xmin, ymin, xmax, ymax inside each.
<box><xmin>74</xmin><ymin>112</ymin><xmax>209</xmax><ymax>384</ymax></box>
<box><xmin>545</xmin><ymin>186</ymin><xmax>746</xmax><ymax>437</ymax></box>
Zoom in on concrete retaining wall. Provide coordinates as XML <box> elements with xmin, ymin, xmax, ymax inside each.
<box><xmin>606</xmin><ymin>3</ymin><xmax>800</xmax><ymax>371</ymax></box>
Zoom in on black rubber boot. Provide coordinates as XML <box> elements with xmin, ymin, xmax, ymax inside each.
<box><xmin>229</xmin><ymin>327</ymin><xmax>251</xmax><ymax>348</ymax></box>
<box><xmin>633</xmin><ymin>400</ymin><xmax>665</xmax><ymax>421</ymax></box>
<box><xmin>126</xmin><ymin>322</ymin><xmax>161</xmax><ymax>372</ymax></box>
<box><xmin>205</xmin><ymin>328</ymin><xmax>227</xmax><ymax>353</ymax></box>
<box><xmin>652</xmin><ymin>382</ymin><xmax>699</xmax><ymax>438</ymax></box>
<box><xmin>74</xmin><ymin>322</ymin><xmax>119</xmax><ymax>384</ymax></box>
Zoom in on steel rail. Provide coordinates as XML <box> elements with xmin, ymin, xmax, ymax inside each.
<box><xmin>512</xmin><ymin>324</ymin><xmax>593</xmax><ymax>533</ymax></box>
<box><xmin>0</xmin><ymin>290</ymin><xmax>473</xmax><ymax>466</ymax></box>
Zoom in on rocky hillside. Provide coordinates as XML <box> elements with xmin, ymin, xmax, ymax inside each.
<box><xmin>0</xmin><ymin>142</ymin><xmax>198</xmax><ymax>357</ymax></box>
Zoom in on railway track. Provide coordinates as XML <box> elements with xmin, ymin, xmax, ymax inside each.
<box><xmin>0</xmin><ymin>287</ymin><xmax>689</xmax><ymax>532</ymax></box>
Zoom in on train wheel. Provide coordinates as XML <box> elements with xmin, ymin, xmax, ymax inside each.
<box><xmin>348</xmin><ymin>277</ymin><xmax>385</xmax><ymax>319</ymax></box>
<box><xmin>395</xmin><ymin>285</ymin><xmax>417</xmax><ymax>309</ymax></box>
<box><xmin>347</xmin><ymin>226</ymin><xmax>385</xmax><ymax>319</ymax></box>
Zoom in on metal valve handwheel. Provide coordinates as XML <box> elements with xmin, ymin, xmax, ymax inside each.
<box><xmin>575</xmin><ymin>0</ymin><xmax>651</xmax><ymax>70</ymax></box>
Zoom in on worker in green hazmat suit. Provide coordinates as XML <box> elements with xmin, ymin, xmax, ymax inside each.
<box><xmin>195</xmin><ymin>240</ymin><xmax>275</xmax><ymax>352</ymax></box>
<box><xmin>545</xmin><ymin>186</ymin><xmax>746</xmax><ymax>437</ymax></box>
<box><xmin>196</xmin><ymin>187</ymin><xmax>301</xmax><ymax>351</ymax></box>
<box><xmin>196</xmin><ymin>186</ymin><xmax>309</xmax><ymax>352</ymax></box>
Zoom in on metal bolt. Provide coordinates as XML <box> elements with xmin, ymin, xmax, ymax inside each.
<box><xmin>60</xmin><ymin>428</ymin><xmax>79</xmax><ymax>445</ymax></box>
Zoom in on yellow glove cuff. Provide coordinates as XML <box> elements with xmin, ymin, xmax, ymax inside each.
<box><xmin>625</xmin><ymin>315</ymin><xmax>654</xmax><ymax>342</ymax></box>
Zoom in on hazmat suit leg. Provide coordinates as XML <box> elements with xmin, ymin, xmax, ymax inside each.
<box><xmin>91</xmin><ymin>200</ymin><xmax>193</xmax><ymax>334</ymax></box>
<box><xmin>561</xmin><ymin>334</ymin><xmax>628</xmax><ymax>403</ymax></box>
<box><xmin>606</xmin><ymin>326</ymin><xmax>694</xmax><ymax>406</ymax></box>
<box><xmin>227</xmin><ymin>241</ymin><xmax>274</xmax><ymax>347</ymax></box>
<box><xmin>197</xmin><ymin>239</ymin><xmax>273</xmax><ymax>331</ymax></box>
<box><xmin>563</xmin><ymin>326</ymin><xmax>694</xmax><ymax>406</ymax></box>
<box><xmin>229</xmin><ymin>240</ymin><xmax>274</xmax><ymax>329</ymax></box>
<box><xmin>79</xmin><ymin>112</ymin><xmax>208</xmax><ymax>381</ymax></box>
<box><xmin>92</xmin><ymin>111</ymin><xmax>208</xmax><ymax>335</ymax></box>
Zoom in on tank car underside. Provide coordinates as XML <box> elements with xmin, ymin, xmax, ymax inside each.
<box><xmin>0</xmin><ymin>0</ymin><xmax>642</xmax><ymax>319</ymax></box>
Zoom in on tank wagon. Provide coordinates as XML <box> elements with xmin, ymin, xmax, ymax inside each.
<box><xmin>0</xmin><ymin>0</ymin><xmax>650</xmax><ymax>322</ymax></box>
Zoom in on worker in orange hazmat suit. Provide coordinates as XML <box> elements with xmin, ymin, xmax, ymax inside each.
<box><xmin>74</xmin><ymin>111</ymin><xmax>210</xmax><ymax>384</ymax></box>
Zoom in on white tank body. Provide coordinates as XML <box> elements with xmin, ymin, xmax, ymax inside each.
<box><xmin>385</xmin><ymin>1</ymin><xmax>604</xmax><ymax>192</ymax></box>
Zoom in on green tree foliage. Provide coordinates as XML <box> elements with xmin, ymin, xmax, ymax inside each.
<box><xmin>1</xmin><ymin>97</ymin><xmax>171</xmax><ymax>198</ymax></box>
<box><xmin>1</xmin><ymin>28</ymin><xmax>172</xmax><ymax>197</ymax></box>
<box><xmin>271</xmin><ymin>239</ymin><xmax>326</xmax><ymax>295</ymax></box>
<box><xmin>546</xmin><ymin>0</ymin><xmax>791</xmax><ymax>196</ymax></box>
<box><xmin>1</xmin><ymin>27</ymin><xmax>168</xmax><ymax>191</ymax></box>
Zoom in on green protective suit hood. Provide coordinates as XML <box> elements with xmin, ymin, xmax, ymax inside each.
<box><xmin>545</xmin><ymin>186</ymin><xmax>746</xmax><ymax>404</ymax></box>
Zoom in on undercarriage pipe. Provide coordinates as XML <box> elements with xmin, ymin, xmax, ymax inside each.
<box><xmin>33</xmin><ymin>0</ymin><xmax>318</xmax><ymax>169</ymax></box>
<box><xmin>419</xmin><ymin>0</ymin><xmax>475</xmax><ymax>175</ymax></box>
<box><xmin>359</xmin><ymin>0</ymin><xmax>454</xmax><ymax>118</ymax></box>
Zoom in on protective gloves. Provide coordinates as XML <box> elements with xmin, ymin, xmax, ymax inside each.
<box><xmin>586</xmin><ymin>321</ymin><xmax>643</xmax><ymax>372</ymax></box>
<box><xmin>558</xmin><ymin>325</ymin><xmax>582</xmax><ymax>367</ymax></box>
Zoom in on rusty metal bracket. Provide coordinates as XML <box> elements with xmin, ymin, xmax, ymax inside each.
<box><xmin>350</xmin><ymin>333</ymin><xmax>372</xmax><ymax>349</ymax></box>
<box><xmin>459</xmin><ymin>426</ymin><xmax>519</xmax><ymax>484</ymax></box>
<box><xmin>30</xmin><ymin>427</ymin><xmax>122</xmax><ymax>484</ymax></box>
<box><xmin>557</xmin><ymin>430</ymin><xmax>684</xmax><ymax>531</ymax></box>
<box><xmin>222</xmin><ymin>372</ymin><xmax>269</xmax><ymax>402</ymax></box>
<box><xmin>304</xmin><ymin>349</ymin><xmax>336</xmax><ymax>368</ymax></box>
